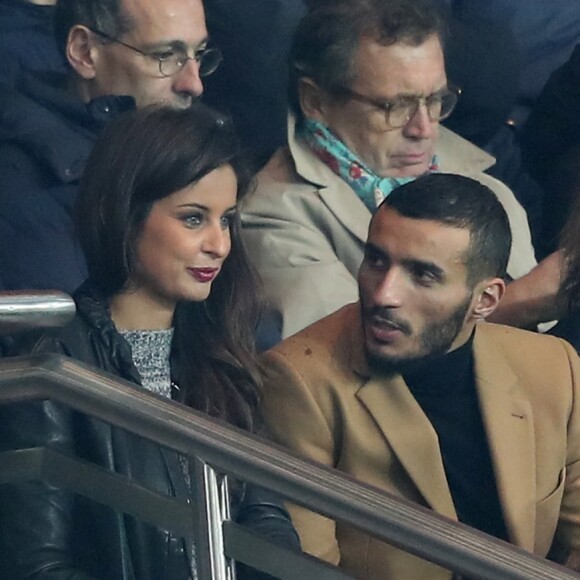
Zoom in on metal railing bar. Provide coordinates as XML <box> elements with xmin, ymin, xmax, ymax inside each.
<box><xmin>222</xmin><ymin>521</ymin><xmax>354</xmax><ymax>580</ymax></box>
<box><xmin>0</xmin><ymin>355</ymin><xmax>577</xmax><ymax>580</ymax></box>
<box><xmin>0</xmin><ymin>447</ymin><xmax>195</xmax><ymax>538</ymax></box>
<box><xmin>0</xmin><ymin>291</ymin><xmax>75</xmax><ymax>334</ymax></box>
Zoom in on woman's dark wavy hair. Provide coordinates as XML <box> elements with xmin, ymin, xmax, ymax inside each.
<box><xmin>560</xmin><ymin>192</ymin><xmax>580</xmax><ymax>312</ymax></box>
<box><xmin>76</xmin><ymin>103</ymin><xmax>262</xmax><ymax>432</ymax></box>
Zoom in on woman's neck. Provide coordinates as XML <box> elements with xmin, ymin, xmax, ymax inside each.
<box><xmin>109</xmin><ymin>290</ymin><xmax>175</xmax><ymax>331</ymax></box>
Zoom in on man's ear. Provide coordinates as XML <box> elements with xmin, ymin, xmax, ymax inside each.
<box><xmin>472</xmin><ymin>277</ymin><xmax>506</xmax><ymax>320</ymax></box>
<box><xmin>298</xmin><ymin>77</ymin><xmax>327</xmax><ymax>122</ymax></box>
<box><xmin>67</xmin><ymin>25</ymin><xmax>99</xmax><ymax>80</ymax></box>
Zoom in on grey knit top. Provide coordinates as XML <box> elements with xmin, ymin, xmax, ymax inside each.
<box><xmin>120</xmin><ymin>329</ymin><xmax>174</xmax><ymax>398</ymax></box>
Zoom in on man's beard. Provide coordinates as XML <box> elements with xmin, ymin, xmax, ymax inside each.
<box><xmin>365</xmin><ymin>294</ymin><xmax>472</xmax><ymax>375</ymax></box>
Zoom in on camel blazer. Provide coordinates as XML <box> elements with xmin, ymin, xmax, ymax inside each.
<box><xmin>260</xmin><ymin>304</ymin><xmax>580</xmax><ymax>580</ymax></box>
<box><xmin>242</xmin><ymin>116</ymin><xmax>537</xmax><ymax>338</ymax></box>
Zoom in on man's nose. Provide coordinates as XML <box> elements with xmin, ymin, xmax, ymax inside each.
<box><xmin>402</xmin><ymin>102</ymin><xmax>436</xmax><ymax>140</ymax></box>
<box><xmin>372</xmin><ymin>268</ymin><xmax>404</xmax><ymax>308</ymax></box>
<box><xmin>172</xmin><ymin>58</ymin><xmax>204</xmax><ymax>99</ymax></box>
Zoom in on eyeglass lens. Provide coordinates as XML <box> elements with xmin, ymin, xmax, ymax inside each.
<box><xmin>159</xmin><ymin>48</ymin><xmax>222</xmax><ymax>77</ymax></box>
<box><xmin>198</xmin><ymin>49</ymin><xmax>222</xmax><ymax>77</ymax></box>
<box><xmin>388</xmin><ymin>91</ymin><xmax>457</xmax><ymax>128</ymax></box>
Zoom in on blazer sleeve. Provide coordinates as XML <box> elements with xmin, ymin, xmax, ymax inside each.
<box><xmin>259</xmin><ymin>348</ymin><xmax>341</xmax><ymax>566</ymax></box>
<box><xmin>551</xmin><ymin>339</ymin><xmax>580</xmax><ymax>567</ymax></box>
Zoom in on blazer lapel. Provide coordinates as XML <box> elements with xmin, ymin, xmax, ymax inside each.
<box><xmin>288</xmin><ymin>113</ymin><xmax>371</xmax><ymax>244</ymax></box>
<box><xmin>319</xmin><ymin>177</ymin><xmax>372</xmax><ymax>244</ymax></box>
<box><xmin>350</xmin><ymin>336</ymin><xmax>457</xmax><ymax>519</ymax></box>
<box><xmin>473</xmin><ymin>326</ymin><xmax>536</xmax><ymax>550</ymax></box>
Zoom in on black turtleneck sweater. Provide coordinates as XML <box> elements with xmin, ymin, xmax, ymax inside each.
<box><xmin>402</xmin><ymin>333</ymin><xmax>509</xmax><ymax>541</ymax></box>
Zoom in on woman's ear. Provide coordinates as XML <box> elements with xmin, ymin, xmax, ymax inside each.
<box><xmin>472</xmin><ymin>278</ymin><xmax>506</xmax><ymax>320</ymax></box>
<box><xmin>67</xmin><ymin>25</ymin><xmax>99</xmax><ymax>80</ymax></box>
<box><xmin>298</xmin><ymin>77</ymin><xmax>326</xmax><ymax>122</ymax></box>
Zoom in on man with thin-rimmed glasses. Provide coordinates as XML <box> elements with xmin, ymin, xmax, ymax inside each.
<box><xmin>0</xmin><ymin>0</ymin><xmax>222</xmax><ymax>293</ymax></box>
<box><xmin>60</xmin><ymin>0</ymin><xmax>221</xmax><ymax>109</ymax></box>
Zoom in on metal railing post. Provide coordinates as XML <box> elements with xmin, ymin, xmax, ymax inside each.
<box><xmin>219</xmin><ymin>475</ymin><xmax>236</xmax><ymax>580</ymax></box>
<box><xmin>194</xmin><ymin>459</ymin><xmax>235</xmax><ymax>580</ymax></box>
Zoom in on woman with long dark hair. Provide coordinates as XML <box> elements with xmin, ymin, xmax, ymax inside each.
<box><xmin>0</xmin><ymin>104</ymin><xmax>298</xmax><ymax>579</ymax></box>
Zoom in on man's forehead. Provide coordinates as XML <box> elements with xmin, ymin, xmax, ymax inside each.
<box><xmin>370</xmin><ymin>207</ymin><xmax>470</xmax><ymax>265</ymax></box>
<box><xmin>353</xmin><ymin>34</ymin><xmax>446</xmax><ymax>95</ymax></box>
<box><xmin>122</xmin><ymin>0</ymin><xmax>207</xmax><ymax>43</ymax></box>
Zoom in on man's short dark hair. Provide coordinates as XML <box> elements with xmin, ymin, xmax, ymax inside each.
<box><xmin>289</xmin><ymin>0</ymin><xmax>446</xmax><ymax>121</ymax></box>
<box><xmin>54</xmin><ymin>0</ymin><xmax>134</xmax><ymax>61</ymax></box>
<box><xmin>381</xmin><ymin>173</ymin><xmax>512</xmax><ymax>286</ymax></box>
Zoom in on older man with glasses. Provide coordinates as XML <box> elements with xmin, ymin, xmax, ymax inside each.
<box><xmin>0</xmin><ymin>0</ymin><xmax>222</xmax><ymax>293</ymax></box>
<box><xmin>241</xmin><ymin>0</ymin><xmax>550</xmax><ymax>340</ymax></box>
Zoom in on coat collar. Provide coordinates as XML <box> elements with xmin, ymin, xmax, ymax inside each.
<box><xmin>287</xmin><ymin>114</ymin><xmax>371</xmax><ymax>245</ymax></box>
<box><xmin>435</xmin><ymin>126</ymin><xmax>496</xmax><ymax>174</ymax></box>
<box><xmin>347</xmin><ymin>312</ymin><xmax>535</xmax><ymax>547</ymax></box>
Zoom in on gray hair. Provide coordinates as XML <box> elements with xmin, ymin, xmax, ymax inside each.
<box><xmin>289</xmin><ymin>0</ymin><xmax>447</xmax><ymax>122</ymax></box>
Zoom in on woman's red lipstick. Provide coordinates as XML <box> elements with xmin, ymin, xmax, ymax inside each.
<box><xmin>188</xmin><ymin>267</ymin><xmax>219</xmax><ymax>282</ymax></box>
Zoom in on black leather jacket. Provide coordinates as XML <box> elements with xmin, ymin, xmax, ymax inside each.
<box><xmin>0</xmin><ymin>282</ymin><xmax>299</xmax><ymax>579</ymax></box>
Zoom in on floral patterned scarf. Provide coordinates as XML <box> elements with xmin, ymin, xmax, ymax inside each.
<box><xmin>300</xmin><ymin>118</ymin><xmax>439</xmax><ymax>212</ymax></box>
